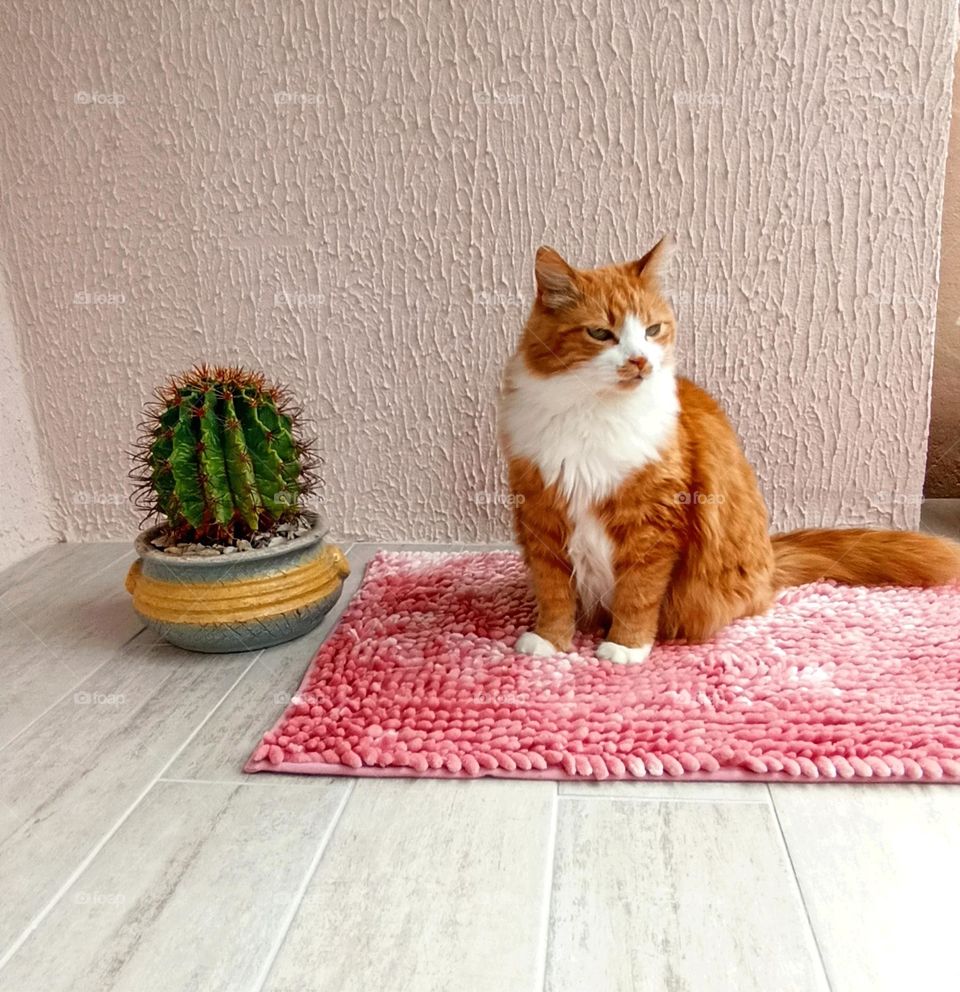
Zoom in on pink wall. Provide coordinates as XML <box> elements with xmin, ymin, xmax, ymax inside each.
<box><xmin>927</xmin><ymin>18</ymin><xmax>960</xmax><ymax>498</ymax></box>
<box><xmin>0</xmin><ymin>0</ymin><xmax>954</xmax><ymax>543</ymax></box>
<box><xmin>0</xmin><ymin>264</ymin><xmax>52</xmax><ymax>568</ymax></box>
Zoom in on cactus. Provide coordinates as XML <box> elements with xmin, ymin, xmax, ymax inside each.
<box><xmin>133</xmin><ymin>365</ymin><xmax>317</xmax><ymax>542</ymax></box>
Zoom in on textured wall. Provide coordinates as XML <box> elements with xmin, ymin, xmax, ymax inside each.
<box><xmin>0</xmin><ymin>262</ymin><xmax>52</xmax><ymax>568</ymax></box>
<box><xmin>0</xmin><ymin>0</ymin><xmax>954</xmax><ymax>543</ymax></box>
<box><xmin>927</xmin><ymin>21</ymin><xmax>960</xmax><ymax>499</ymax></box>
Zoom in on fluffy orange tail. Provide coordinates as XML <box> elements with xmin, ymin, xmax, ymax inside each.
<box><xmin>771</xmin><ymin>528</ymin><xmax>960</xmax><ymax>589</ymax></box>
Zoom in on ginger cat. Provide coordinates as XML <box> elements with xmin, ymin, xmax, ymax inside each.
<box><xmin>498</xmin><ymin>240</ymin><xmax>960</xmax><ymax>664</ymax></box>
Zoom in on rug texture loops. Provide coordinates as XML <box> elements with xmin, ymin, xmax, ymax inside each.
<box><xmin>245</xmin><ymin>550</ymin><xmax>960</xmax><ymax>783</ymax></box>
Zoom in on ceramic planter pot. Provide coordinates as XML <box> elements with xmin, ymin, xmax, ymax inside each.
<box><xmin>125</xmin><ymin>513</ymin><xmax>349</xmax><ymax>653</ymax></box>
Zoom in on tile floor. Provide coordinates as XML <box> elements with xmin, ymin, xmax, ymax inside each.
<box><xmin>0</xmin><ymin>502</ymin><xmax>958</xmax><ymax>991</ymax></box>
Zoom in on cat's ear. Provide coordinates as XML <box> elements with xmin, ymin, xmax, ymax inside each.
<box><xmin>627</xmin><ymin>236</ymin><xmax>674</xmax><ymax>288</ymax></box>
<box><xmin>534</xmin><ymin>246</ymin><xmax>580</xmax><ymax>311</ymax></box>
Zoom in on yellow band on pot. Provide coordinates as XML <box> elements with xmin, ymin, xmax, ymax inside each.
<box><xmin>125</xmin><ymin>544</ymin><xmax>350</xmax><ymax>624</ymax></box>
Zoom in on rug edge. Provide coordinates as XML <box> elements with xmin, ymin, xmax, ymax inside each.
<box><xmin>242</xmin><ymin>758</ymin><xmax>960</xmax><ymax>784</ymax></box>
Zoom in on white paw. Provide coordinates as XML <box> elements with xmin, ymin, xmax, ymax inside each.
<box><xmin>515</xmin><ymin>631</ymin><xmax>559</xmax><ymax>656</ymax></box>
<box><xmin>596</xmin><ymin>640</ymin><xmax>653</xmax><ymax>665</ymax></box>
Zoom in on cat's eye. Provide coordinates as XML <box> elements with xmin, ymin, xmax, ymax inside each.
<box><xmin>586</xmin><ymin>327</ymin><xmax>615</xmax><ymax>342</ymax></box>
<box><xmin>645</xmin><ymin>323</ymin><xmax>662</xmax><ymax>338</ymax></box>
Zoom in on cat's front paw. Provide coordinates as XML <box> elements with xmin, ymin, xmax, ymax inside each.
<box><xmin>596</xmin><ymin>640</ymin><xmax>653</xmax><ymax>665</ymax></box>
<box><xmin>515</xmin><ymin>631</ymin><xmax>560</xmax><ymax>656</ymax></box>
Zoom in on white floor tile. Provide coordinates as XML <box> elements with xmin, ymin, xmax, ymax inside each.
<box><xmin>0</xmin><ymin>634</ymin><xmax>253</xmax><ymax>953</ymax></box>
<box><xmin>546</xmin><ymin>796</ymin><xmax>829</xmax><ymax>992</ymax></box>
<box><xmin>771</xmin><ymin>783</ymin><xmax>960</xmax><ymax>992</ymax></box>
<box><xmin>262</xmin><ymin>778</ymin><xmax>557</xmax><ymax>992</ymax></box>
<box><xmin>0</xmin><ymin>779</ymin><xmax>350</xmax><ymax>991</ymax></box>
<box><xmin>0</xmin><ymin>544</ymin><xmax>140</xmax><ymax>747</ymax></box>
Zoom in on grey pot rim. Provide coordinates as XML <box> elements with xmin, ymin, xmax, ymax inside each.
<box><xmin>134</xmin><ymin>509</ymin><xmax>330</xmax><ymax>568</ymax></box>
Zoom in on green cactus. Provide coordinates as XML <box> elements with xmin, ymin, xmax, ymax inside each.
<box><xmin>133</xmin><ymin>365</ymin><xmax>317</xmax><ymax>541</ymax></box>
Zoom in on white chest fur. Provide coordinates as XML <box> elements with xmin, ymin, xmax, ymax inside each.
<box><xmin>499</xmin><ymin>358</ymin><xmax>679</xmax><ymax>610</ymax></box>
<box><xmin>565</xmin><ymin>502</ymin><xmax>616</xmax><ymax>611</ymax></box>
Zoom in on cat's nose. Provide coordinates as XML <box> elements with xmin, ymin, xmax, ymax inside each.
<box><xmin>629</xmin><ymin>355</ymin><xmax>649</xmax><ymax>372</ymax></box>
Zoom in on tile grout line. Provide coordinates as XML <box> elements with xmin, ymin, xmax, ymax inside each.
<box><xmin>556</xmin><ymin>793</ymin><xmax>771</xmax><ymax>806</ymax></box>
<box><xmin>0</xmin><ymin>543</ymin><xmax>134</xmax><ymax>608</ymax></box>
<box><xmin>158</xmin><ymin>776</ymin><xmax>283</xmax><ymax>787</ymax></box>
<box><xmin>0</xmin><ymin>625</ymin><xmax>150</xmax><ymax>755</ymax></box>
<box><xmin>533</xmin><ymin>783</ymin><xmax>560</xmax><ymax>992</ymax></box>
<box><xmin>0</xmin><ymin>557</ymin><xmax>47</xmax><ymax>604</ymax></box>
<box><xmin>250</xmin><ymin>779</ymin><xmax>358</xmax><ymax>992</ymax></box>
<box><xmin>0</xmin><ymin>542</ymin><xmax>146</xmax><ymax>750</ymax></box>
<box><xmin>0</xmin><ymin>650</ymin><xmax>264</xmax><ymax>974</ymax></box>
<box><xmin>0</xmin><ymin>544</ymin><xmax>73</xmax><ymax>604</ymax></box>
<box><xmin>766</xmin><ymin>785</ymin><xmax>835</xmax><ymax>992</ymax></box>
<box><xmin>253</xmin><ymin>542</ymin><xmax>360</xmax><ymax>685</ymax></box>
<box><xmin>71</xmin><ymin>543</ymin><xmax>136</xmax><ymax>582</ymax></box>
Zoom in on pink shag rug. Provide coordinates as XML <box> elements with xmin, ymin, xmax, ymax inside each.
<box><xmin>245</xmin><ymin>550</ymin><xmax>960</xmax><ymax>783</ymax></box>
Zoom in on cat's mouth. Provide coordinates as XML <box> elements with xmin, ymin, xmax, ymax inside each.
<box><xmin>617</xmin><ymin>371</ymin><xmax>649</xmax><ymax>389</ymax></box>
